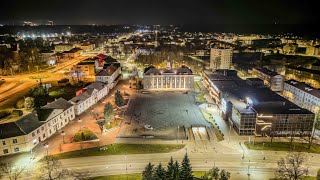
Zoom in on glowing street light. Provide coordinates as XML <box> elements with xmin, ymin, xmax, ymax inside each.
<box><xmin>43</xmin><ymin>142</ymin><xmax>49</xmax><ymax>156</ymax></box>
<box><xmin>61</xmin><ymin>131</ymin><xmax>66</xmax><ymax>144</ymax></box>
<box><xmin>78</xmin><ymin>119</ymin><xmax>82</xmax><ymax>130</ymax></box>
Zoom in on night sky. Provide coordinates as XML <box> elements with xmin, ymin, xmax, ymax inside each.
<box><xmin>0</xmin><ymin>0</ymin><xmax>318</xmax><ymax>25</ymax></box>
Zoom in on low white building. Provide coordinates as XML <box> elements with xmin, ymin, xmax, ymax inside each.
<box><xmin>0</xmin><ymin>98</ymin><xmax>75</xmax><ymax>156</ymax></box>
<box><xmin>283</xmin><ymin>80</ymin><xmax>320</xmax><ymax>115</ymax></box>
<box><xmin>95</xmin><ymin>63</ymin><xmax>121</xmax><ymax>89</ymax></box>
<box><xmin>39</xmin><ymin>98</ymin><xmax>75</xmax><ymax>137</ymax></box>
<box><xmin>69</xmin><ymin>82</ymin><xmax>109</xmax><ymax>115</ymax></box>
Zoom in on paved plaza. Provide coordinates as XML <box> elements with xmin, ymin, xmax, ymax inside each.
<box><xmin>121</xmin><ymin>91</ymin><xmax>212</xmax><ymax>139</ymax></box>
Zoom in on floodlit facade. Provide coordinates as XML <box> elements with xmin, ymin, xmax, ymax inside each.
<box><xmin>283</xmin><ymin>80</ymin><xmax>320</xmax><ymax>116</ymax></box>
<box><xmin>0</xmin><ymin>98</ymin><xmax>75</xmax><ymax>156</ymax></box>
<box><xmin>203</xmin><ymin>70</ymin><xmax>315</xmax><ymax>136</ymax></box>
<box><xmin>143</xmin><ymin>64</ymin><xmax>194</xmax><ymax>90</ymax></box>
<box><xmin>69</xmin><ymin>82</ymin><xmax>109</xmax><ymax>115</ymax></box>
<box><xmin>96</xmin><ymin>64</ymin><xmax>121</xmax><ymax>89</ymax></box>
<box><xmin>210</xmin><ymin>48</ymin><xmax>233</xmax><ymax>70</ymax></box>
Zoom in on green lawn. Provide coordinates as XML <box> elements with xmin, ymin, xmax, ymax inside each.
<box><xmin>270</xmin><ymin>176</ymin><xmax>317</xmax><ymax>180</ymax></box>
<box><xmin>88</xmin><ymin>171</ymin><xmax>207</xmax><ymax>180</ymax></box>
<box><xmin>48</xmin><ymin>85</ymin><xmax>81</xmax><ymax>101</ymax></box>
<box><xmin>194</xmin><ymin>82</ymin><xmax>201</xmax><ymax>91</ymax></box>
<box><xmin>201</xmin><ymin>110</ymin><xmax>224</xmax><ymax>141</ymax></box>
<box><xmin>73</xmin><ymin>129</ymin><xmax>98</xmax><ymax>142</ymax></box>
<box><xmin>88</xmin><ymin>174</ymin><xmax>142</xmax><ymax>180</ymax></box>
<box><xmin>196</xmin><ymin>92</ymin><xmax>206</xmax><ymax>103</ymax></box>
<box><xmin>54</xmin><ymin>144</ymin><xmax>185</xmax><ymax>160</ymax></box>
<box><xmin>104</xmin><ymin>118</ymin><xmax>121</xmax><ymax>130</ymax></box>
<box><xmin>245</xmin><ymin>142</ymin><xmax>320</xmax><ymax>154</ymax></box>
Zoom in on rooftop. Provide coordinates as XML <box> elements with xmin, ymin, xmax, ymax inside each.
<box><xmin>253</xmin><ymin>68</ymin><xmax>279</xmax><ymax>76</ymax></box>
<box><xmin>285</xmin><ymin>79</ymin><xmax>320</xmax><ymax>98</ymax></box>
<box><xmin>144</xmin><ymin>65</ymin><xmax>193</xmax><ymax>75</ymax></box>
<box><xmin>0</xmin><ymin>112</ymin><xmax>44</xmax><ymax>139</ymax></box>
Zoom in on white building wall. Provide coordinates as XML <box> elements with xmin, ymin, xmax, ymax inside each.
<box><xmin>210</xmin><ymin>48</ymin><xmax>233</xmax><ymax>70</ymax></box>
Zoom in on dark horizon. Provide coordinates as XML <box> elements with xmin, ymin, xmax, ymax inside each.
<box><xmin>1</xmin><ymin>0</ymin><xmax>319</xmax><ymax>26</ymax></box>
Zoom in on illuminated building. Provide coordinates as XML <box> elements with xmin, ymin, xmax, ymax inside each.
<box><xmin>0</xmin><ymin>98</ymin><xmax>75</xmax><ymax>156</ymax></box>
<box><xmin>283</xmin><ymin>80</ymin><xmax>320</xmax><ymax>116</ymax></box>
<box><xmin>96</xmin><ymin>63</ymin><xmax>121</xmax><ymax>89</ymax></box>
<box><xmin>210</xmin><ymin>47</ymin><xmax>233</xmax><ymax>70</ymax></box>
<box><xmin>285</xmin><ymin>66</ymin><xmax>320</xmax><ymax>88</ymax></box>
<box><xmin>69</xmin><ymin>82</ymin><xmax>109</xmax><ymax>115</ymax></box>
<box><xmin>143</xmin><ymin>63</ymin><xmax>194</xmax><ymax>90</ymax></box>
<box><xmin>305</xmin><ymin>45</ymin><xmax>320</xmax><ymax>56</ymax></box>
<box><xmin>252</xmin><ymin>68</ymin><xmax>284</xmax><ymax>92</ymax></box>
<box><xmin>54</xmin><ymin>43</ymin><xmax>74</xmax><ymax>52</ymax></box>
<box><xmin>62</xmin><ymin>47</ymin><xmax>83</xmax><ymax>59</ymax></box>
<box><xmin>282</xmin><ymin>43</ymin><xmax>298</xmax><ymax>54</ymax></box>
<box><xmin>72</xmin><ymin>58</ymin><xmax>97</xmax><ymax>77</ymax></box>
<box><xmin>203</xmin><ymin>70</ymin><xmax>315</xmax><ymax>136</ymax></box>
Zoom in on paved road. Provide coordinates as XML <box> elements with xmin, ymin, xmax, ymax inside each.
<box><xmin>18</xmin><ymin>146</ymin><xmax>320</xmax><ymax>180</ymax></box>
<box><xmin>0</xmin><ymin>56</ymin><xmax>91</xmax><ymax>108</ymax></box>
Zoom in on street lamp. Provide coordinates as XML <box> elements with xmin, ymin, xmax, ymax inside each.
<box><xmin>177</xmin><ymin>125</ymin><xmax>180</xmax><ymax>143</ymax></box>
<box><xmin>247</xmin><ymin>160</ymin><xmax>251</xmax><ymax>176</ymax></box>
<box><xmin>43</xmin><ymin>142</ymin><xmax>49</xmax><ymax>156</ymax></box>
<box><xmin>263</xmin><ymin>142</ymin><xmax>266</xmax><ymax>160</ymax></box>
<box><xmin>239</xmin><ymin>142</ymin><xmax>244</xmax><ymax>159</ymax></box>
<box><xmin>129</xmin><ymin>80</ymin><xmax>132</xmax><ymax>88</ymax></box>
<box><xmin>78</xmin><ymin>119</ymin><xmax>82</xmax><ymax>130</ymax></box>
<box><xmin>228</xmin><ymin>124</ymin><xmax>231</xmax><ymax>143</ymax></box>
<box><xmin>125</xmin><ymin>155</ymin><xmax>128</xmax><ymax>180</ymax></box>
<box><xmin>61</xmin><ymin>131</ymin><xmax>66</xmax><ymax>144</ymax></box>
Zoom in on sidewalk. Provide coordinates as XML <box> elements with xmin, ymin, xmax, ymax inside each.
<box><xmin>49</xmin><ymin>80</ymin><xmax>136</xmax><ymax>155</ymax></box>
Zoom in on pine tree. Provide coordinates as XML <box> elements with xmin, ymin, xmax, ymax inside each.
<box><xmin>204</xmin><ymin>167</ymin><xmax>220</xmax><ymax>180</ymax></box>
<box><xmin>32</xmin><ymin>82</ymin><xmax>49</xmax><ymax>111</ymax></box>
<box><xmin>180</xmin><ymin>153</ymin><xmax>193</xmax><ymax>180</ymax></box>
<box><xmin>153</xmin><ymin>163</ymin><xmax>166</xmax><ymax>180</ymax></box>
<box><xmin>219</xmin><ymin>169</ymin><xmax>231</xmax><ymax>180</ymax></box>
<box><xmin>142</xmin><ymin>162</ymin><xmax>154</xmax><ymax>180</ymax></box>
<box><xmin>115</xmin><ymin>90</ymin><xmax>125</xmax><ymax>107</ymax></box>
<box><xmin>166</xmin><ymin>157</ymin><xmax>175</xmax><ymax>180</ymax></box>
<box><xmin>104</xmin><ymin>102</ymin><xmax>114</xmax><ymax>121</ymax></box>
<box><xmin>173</xmin><ymin>160</ymin><xmax>180</xmax><ymax>180</ymax></box>
<box><xmin>212</xmin><ymin>167</ymin><xmax>220</xmax><ymax>180</ymax></box>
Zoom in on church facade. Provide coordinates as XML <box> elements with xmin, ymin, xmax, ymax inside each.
<box><xmin>143</xmin><ymin>63</ymin><xmax>194</xmax><ymax>90</ymax></box>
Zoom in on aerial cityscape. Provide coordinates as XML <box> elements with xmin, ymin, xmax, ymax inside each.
<box><xmin>0</xmin><ymin>0</ymin><xmax>319</xmax><ymax>180</ymax></box>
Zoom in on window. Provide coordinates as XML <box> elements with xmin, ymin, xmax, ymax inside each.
<box><xmin>41</xmin><ymin>126</ymin><xmax>44</xmax><ymax>131</ymax></box>
<box><xmin>43</xmin><ymin>134</ymin><xmax>46</xmax><ymax>138</ymax></box>
<box><xmin>13</xmin><ymin>139</ymin><xmax>17</xmax><ymax>144</ymax></box>
<box><xmin>32</xmin><ymin>132</ymin><xmax>35</xmax><ymax>137</ymax></box>
<box><xmin>37</xmin><ymin>129</ymin><xmax>40</xmax><ymax>134</ymax></box>
<box><xmin>2</xmin><ymin>141</ymin><xmax>5</xmax><ymax>145</ymax></box>
<box><xmin>14</xmin><ymin>147</ymin><xmax>19</xmax><ymax>152</ymax></box>
<box><xmin>3</xmin><ymin>149</ymin><xmax>8</xmax><ymax>154</ymax></box>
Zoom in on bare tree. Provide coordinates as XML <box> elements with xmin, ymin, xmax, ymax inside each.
<box><xmin>0</xmin><ymin>162</ymin><xmax>26</xmax><ymax>180</ymax></box>
<box><xmin>69</xmin><ymin>69</ymin><xmax>85</xmax><ymax>86</ymax></box>
<box><xmin>308</xmin><ymin>117</ymin><xmax>320</xmax><ymax>149</ymax></box>
<box><xmin>276</xmin><ymin>153</ymin><xmax>309</xmax><ymax>180</ymax></box>
<box><xmin>37</xmin><ymin>155</ymin><xmax>71</xmax><ymax>180</ymax></box>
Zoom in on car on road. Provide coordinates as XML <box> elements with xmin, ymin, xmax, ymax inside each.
<box><xmin>144</xmin><ymin>124</ymin><xmax>153</xmax><ymax>130</ymax></box>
